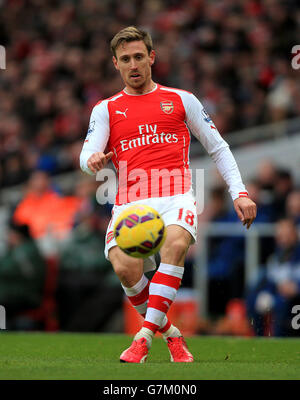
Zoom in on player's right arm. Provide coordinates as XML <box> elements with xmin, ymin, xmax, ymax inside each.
<box><xmin>79</xmin><ymin>101</ymin><xmax>112</xmax><ymax>175</ymax></box>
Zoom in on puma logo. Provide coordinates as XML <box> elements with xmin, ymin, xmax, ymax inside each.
<box><xmin>115</xmin><ymin>108</ymin><xmax>128</xmax><ymax>118</ymax></box>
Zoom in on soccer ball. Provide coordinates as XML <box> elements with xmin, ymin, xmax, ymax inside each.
<box><xmin>113</xmin><ymin>204</ymin><xmax>166</xmax><ymax>258</ymax></box>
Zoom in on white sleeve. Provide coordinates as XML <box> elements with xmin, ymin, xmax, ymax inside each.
<box><xmin>182</xmin><ymin>92</ymin><xmax>247</xmax><ymax>201</ymax></box>
<box><xmin>79</xmin><ymin>101</ymin><xmax>110</xmax><ymax>175</ymax></box>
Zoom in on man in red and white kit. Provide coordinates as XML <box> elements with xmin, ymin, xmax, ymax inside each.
<box><xmin>80</xmin><ymin>27</ymin><xmax>257</xmax><ymax>363</ymax></box>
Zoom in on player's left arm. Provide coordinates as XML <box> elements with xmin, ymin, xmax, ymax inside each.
<box><xmin>182</xmin><ymin>92</ymin><xmax>257</xmax><ymax>229</ymax></box>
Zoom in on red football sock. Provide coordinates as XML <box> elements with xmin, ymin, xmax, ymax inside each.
<box><xmin>122</xmin><ymin>274</ymin><xmax>172</xmax><ymax>332</ymax></box>
<box><xmin>142</xmin><ymin>263</ymin><xmax>183</xmax><ymax>334</ymax></box>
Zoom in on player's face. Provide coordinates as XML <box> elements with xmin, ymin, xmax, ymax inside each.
<box><xmin>113</xmin><ymin>40</ymin><xmax>155</xmax><ymax>93</ymax></box>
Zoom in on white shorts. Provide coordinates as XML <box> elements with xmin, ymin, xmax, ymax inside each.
<box><xmin>104</xmin><ymin>189</ymin><xmax>197</xmax><ymax>272</ymax></box>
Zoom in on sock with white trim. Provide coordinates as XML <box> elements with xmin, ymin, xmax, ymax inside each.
<box><xmin>161</xmin><ymin>325</ymin><xmax>182</xmax><ymax>341</ymax></box>
<box><xmin>134</xmin><ymin>327</ymin><xmax>154</xmax><ymax>349</ymax></box>
<box><xmin>142</xmin><ymin>263</ymin><xmax>184</xmax><ymax>334</ymax></box>
<box><xmin>121</xmin><ymin>274</ymin><xmax>173</xmax><ymax>333</ymax></box>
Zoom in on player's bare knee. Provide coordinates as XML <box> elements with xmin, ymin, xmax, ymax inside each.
<box><xmin>109</xmin><ymin>246</ymin><xmax>143</xmax><ymax>287</ymax></box>
<box><xmin>160</xmin><ymin>238</ymin><xmax>189</xmax><ymax>265</ymax></box>
<box><xmin>112</xmin><ymin>262</ymin><xmax>143</xmax><ymax>287</ymax></box>
<box><xmin>113</xmin><ymin>264</ymin><xmax>131</xmax><ymax>284</ymax></box>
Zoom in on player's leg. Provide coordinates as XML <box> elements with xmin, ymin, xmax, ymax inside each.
<box><xmin>108</xmin><ymin>245</ymin><xmax>172</xmax><ymax>328</ymax></box>
<box><xmin>160</xmin><ymin>224</ymin><xmax>192</xmax><ymax>266</ymax></box>
<box><xmin>106</xmin><ymin>196</ymin><xmax>196</xmax><ymax>362</ymax></box>
<box><xmin>108</xmin><ymin>245</ymin><xmax>174</xmax><ymax>362</ymax></box>
<box><xmin>134</xmin><ymin>193</ymin><xmax>197</xmax><ymax>362</ymax></box>
<box><xmin>108</xmin><ymin>246</ymin><xmax>148</xmax><ymax>362</ymax></box>
<box><xmin>156</xmin><ymin>226</ymin><xmax>194</xmax><ymax>361</ymax></box>
<box><xmin>143</xmin><ymin>225</ymin><xmax>191</xmax><ymax>335</ymax></box>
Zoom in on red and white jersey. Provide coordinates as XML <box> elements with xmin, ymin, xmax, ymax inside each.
<box><xmin>80</xmin><ymin>83</ymin><xmax>247</xmax><ymax>205</ymax></box>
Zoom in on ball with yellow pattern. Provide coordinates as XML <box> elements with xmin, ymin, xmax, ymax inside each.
<box><xmin>113</xmin><ymin>204</ymin><xmax>166</xmax><ymax>258</ymax></box>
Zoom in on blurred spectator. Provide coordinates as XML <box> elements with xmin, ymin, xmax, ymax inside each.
<box><xmin>56</xmin><ymin>210</ymin><xmax>122</xmax><ymax>332</ymax></box>
<box><xmin>13</xmin><ymin>170</ymin><xmax>61</xmax><ymax>238</ymax></box>
<box><xmin>211</xmin><ymin>298</ymin><xmax>253</xmax><ymax>337</ymax></box>
<box><xmin>13</xmin><ymin>170</ymin><xmax>84</xmax><ymax>240</ymax></box>
<box><xmin>0</xmin><ymin>222</ymin><xmax>46</xmax><ymax>329</ymax></box>
<box><xmin>2</xmin><ymin>153</ymin><xmax>29</xmax><ymax>187</ymax></box>
<box><xmin>246</xmin><ymin>179</ymin><xmax>275</xmax><ymax>223</ymax></box>
<box><xmin>205</xmin><ymin>186</ymin><xmax>245</xmax><ymax>316</ymax></box>
<box><xmin>246</xmin><ymin>179</ymin><xmax>276</xmax><ymax>264</ymax></box>
<box><xmin>72</xmin><ymin>176</ymin><xmax>112</xmax><ymax>226</ymax></box>
<box><xmin>273</xmin><ymin>169</ymin><xmax>294</xmax><ymax>219</ymax></box>
<box><xmin>286</xmin><ymin>190</ymin><xmax>300</xmax><ymax>226</ymax></box>
<box><xmin>256</xmin><ymin>160</ymin><xmax>277</xmax><ymax>201</ymax></box>
<box><xmin>247</xmin><ymin>219</ymin><xmax>300</xmax><ymax>336</ymax></box>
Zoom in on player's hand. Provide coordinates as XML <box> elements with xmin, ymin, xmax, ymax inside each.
<box><xmin>87</xmin><ymin>151</ymin><xmax>113</xmax><ymax>174</ymax></box>
<box><xmin>233</xmin><ymin>197</ymin><xmax>257</xmax><ymax>229</ymax></box>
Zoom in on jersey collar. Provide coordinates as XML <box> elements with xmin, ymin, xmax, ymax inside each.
<box><xmin>123</xmin><ymin>83</ymin><xmax>158</xmax><ymax>96</ymax></box>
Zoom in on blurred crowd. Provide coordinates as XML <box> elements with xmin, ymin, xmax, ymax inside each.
<box><xmin>1</xmin><ymin>170</ymin><xmax>123</xmax><ymax>331</ymax></box>
<box><xmin>198</xmin><ymin>159</ymin><xmax>300</xmax><ymax>336</ymax></box>
<box><xmin>1</xmin><ymin>0</ymin><xmax>300</xmax><ymax>188</ymax></box>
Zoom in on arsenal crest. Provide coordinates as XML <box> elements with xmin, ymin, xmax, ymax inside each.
<box><xmin>160</xmin><ymin>101</ymin><xmax>174</xmax><ymax>114</ymax></box>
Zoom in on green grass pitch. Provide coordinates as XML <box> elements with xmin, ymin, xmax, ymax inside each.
<box><xmin>0</xmin><ymin>333</ymin><xmax>299</xmax><ymax>380</ymax></box>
